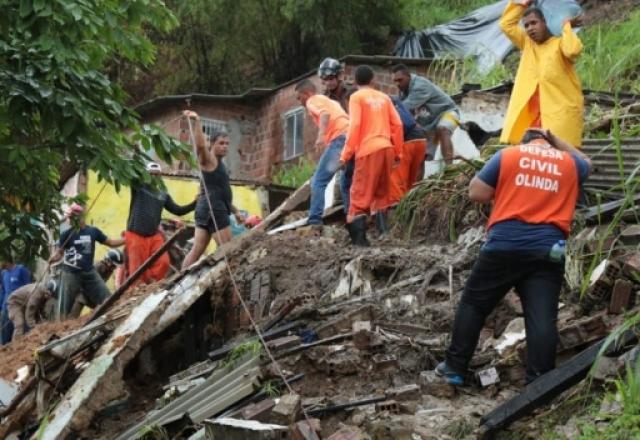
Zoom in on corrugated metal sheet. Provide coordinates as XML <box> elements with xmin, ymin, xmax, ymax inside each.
<box><xmin>117</xmin><ymin>355</ymin><xmax>261</xmax><ymax>440</ymax></box>
<box><xmin>581</xmin><ymin>138</ymin><xmax>640</xmax><ymax>192</ymax></box>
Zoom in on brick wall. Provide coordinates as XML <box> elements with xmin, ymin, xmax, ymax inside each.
<box><xmin>251</xmin><ymin>77</ymin><xmax>325</xmax><ymax>180</ymax></box>
<box><xmin>144</xmin><ymin>101</ymin><xmax>258</xmax><ymax>179</ymax></box>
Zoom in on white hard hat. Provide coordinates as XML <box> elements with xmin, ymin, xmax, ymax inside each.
<box><xmin>146</xmin><ymin>162</ymin><xmax>162</xmax><ymax>172</ymax></box>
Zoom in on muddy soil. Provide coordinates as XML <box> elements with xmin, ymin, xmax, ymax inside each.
<box><xmin>582</xmin><ymin>0</ymin><xmax>640</xmax><ymax>25</ymax></box>
<box><xmin>0</xmin><ymin>316</ymin><xmax>87</xmax><ymax>380</ymax></box>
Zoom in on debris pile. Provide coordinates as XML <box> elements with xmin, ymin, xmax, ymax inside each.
<box><xmin>1</xmin><ymin>146</ymin><xmax>640</xmax><ymax>439</ymax></box>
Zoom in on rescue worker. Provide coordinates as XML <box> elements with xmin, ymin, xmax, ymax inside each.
<box><xmin>181</xmin><ymin>111</ymin><xmax>245</xmax><ymax>269</ymax></box>
<box><xmin>318</xmin><ymin>57</ymin><xmax>355</xmax><ymax>113</ymax></box>
<box><xmin>499</xmin><ymin>1</ymin><xmax>584</xmax><ymax>146</ymax></box>
<box><xmin>6</xmin><ymin>280</ymin><xmax>57</xmax><ymax>338</ymax></box>
<box><xmin>339</xmin><ymin>65</ymin><xmax>403</xmax><ymax>246</ymax></box>
<box><xmin>49</xmin><ymin>203</ymin><xmax>124</xmax><ymax>317</ymax></box>
<box><xmin>387</xmin><ymin>97</ymin><xmax>428</xmax><ymax>207</ymax></box>
<box><xmin>318</xmin><ymin>57</ymin><xmax>356</xmax><ymax>215</ymax></box>
<box><xmin>436</xmin><ymin>128</ymin><xmax>590</xmax><ymax>385</ymax></box>
<box><xmin>126</xmin><ymin>162</ymin><xmax>195</xmax><ymax>284</ymax></box>
<box><xmin>68</xmin><ymin>249</ymin><xmax>124</xmax><ymax>318</ymax></box>
<box><xmin>295</xmin><ymin>79</ymin><xmax>350</xmax><ymax>225</ymax></box>
<box><xmin>391</xmin><ymin>64</ymin><xmax>460</xmax><ymax>165</ymax></box>
<box><xmin>0</xmin><ymin>259</ymin><xmax>31</xmax><ymax>343</ymax></box>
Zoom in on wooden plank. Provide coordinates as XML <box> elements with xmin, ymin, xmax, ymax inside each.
<box><xmin>480</xmin><ymin>330</ymin><xmax>637</xmax><ymax>434</ymax></box>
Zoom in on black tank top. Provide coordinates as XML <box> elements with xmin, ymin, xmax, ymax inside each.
<box><xmin>198</xmin><ymin>161</ymin><xmax>232</xmax><ymax>213</ymax></box>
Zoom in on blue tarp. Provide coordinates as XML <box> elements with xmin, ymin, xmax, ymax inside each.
<box><xmin>393</xmin><ymin>0</ymin><xmax>582</xmax><ymax>72</ymax></box>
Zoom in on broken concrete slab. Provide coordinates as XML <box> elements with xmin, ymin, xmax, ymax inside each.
<box><xmin>242</xmin><ymin>398</ymin><xmax>277</xmax><ymax>422</ymax></box>
<box><xmin>204</xmin><ymin>418</ymin><xmax>288</xmax><ymax>440</ymax></box>
<box><xmin>40</xmin><ymin>289</ymin><xmax>171</xmax><ymax>440</ymax></box>
<box><xmin>271</xmin><ymin>393</ymin><xmax>302</xmax><ymax>426</ymax></box>
<box><xmin>36</xmin><ymin>313</ymin><xmax>125</xmax><ymax>360</ymax></box>
<box><xmin>155</xmin><ymin>265</ymin><xmax>226</xmax><ymax>337</ymax></box>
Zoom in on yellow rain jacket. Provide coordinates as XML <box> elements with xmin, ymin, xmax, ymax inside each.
<box><xmin>499</xmin><ymin>1</ymin><xmax>584</xmax><ymax>146</ymax></box>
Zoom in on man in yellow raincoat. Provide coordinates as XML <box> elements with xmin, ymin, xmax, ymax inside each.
<box><xmin>500</xmin><ymin>0</ymin><xmax>584</xmax><ymax>147</ymax></box>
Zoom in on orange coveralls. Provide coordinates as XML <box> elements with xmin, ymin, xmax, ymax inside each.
<box><xmin>124</xmin><ymin>231</ymin><xmax>170</xmax><ymax>285</ymax></box>
<box><xmin>341</xmin><ymin>87</ymin><xmax>403</xmax><ymax>223</ymax></box>
<box><xmin>388</xmin><ymin>139</ymin><xmax>427</xmax><ymax>206</ymax></box>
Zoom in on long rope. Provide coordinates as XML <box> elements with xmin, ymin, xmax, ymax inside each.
<box><xmin>185</xmin><ymin>117</ymin><xmax>319</xmax><ymax>437</ymax></box>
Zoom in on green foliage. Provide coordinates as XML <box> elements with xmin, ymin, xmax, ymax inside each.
<box><xmin>140</xmin><ymin>424</ymin><xmax>170</xmax><ymax>440</ymax></box>
<box><xmin>35</xmin><ymin>412</ymin><xmax>50</xmax><ymax>440</ymax></box>
<box><xmin>394</xmin><ymin>146</ymin><xmax>497</xmax><ymax>240</ymax></box>
<box><xmin>272</xmin><ymin>157</ymin><xmax>316</xmax><ymax>189</ymax></box>
<box><xmin>424</xmin><ymin>55</ymin><xmax>512</xmax><ymax>95</ymax></box>
<box><xmin>223</xmin><ymin>340</ymin><xmax>262</xmax><ymax>369</ymax></box>
<box><xmin>262</xmin><ymin>379</ymin><xmax>282</xmax><ymax>398</ymax></box>
<box><xmin>442</xmin><ymin>418</ymin><xmax>475</xmax><ymax>439</ymax></box>
<box><xmin>576</xmin><ymin>10</ymin><xmax>640</xmax><ymax>94</ymax></box>
<box><xmin>401</xmin><ymin>0</ymin><xmax>495</xmax><ymax>29</ymax></box>
<box><xmin>0</xmin><ymin>0</ymin><xmax>192</xmax><ymax>263</ymax></box>
<box><xmin>579</xmin><ymin>354</ymin><xmax>640</xmax><ymax>439</ymax></box>
<box><xmin>141</xmin><ymin>0</ymin><xmax>404</xmax><ymax>98</ymax></box>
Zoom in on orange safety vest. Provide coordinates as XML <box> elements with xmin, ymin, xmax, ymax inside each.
<box><xmin>487</xmin><ymin>143</ymin><xmax>579</xmax><ymax>235</ymax></box>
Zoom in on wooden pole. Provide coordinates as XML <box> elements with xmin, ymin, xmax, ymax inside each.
<box><xmin>87</xmin><ymin>227</ymin><xmax>185</xmax><ymax>324</ymax></box>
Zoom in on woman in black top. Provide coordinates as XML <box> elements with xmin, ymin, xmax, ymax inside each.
<box><xmin>181</xmin><ymin>111</ymin><xmax>244</xmax><ymax>268</ymax></box>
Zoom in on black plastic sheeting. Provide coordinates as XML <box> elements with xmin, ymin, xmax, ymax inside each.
<box><xmin>393</xmin><ymin>0</ymin><xmax>582</xmax><ymax>72</ymax></box>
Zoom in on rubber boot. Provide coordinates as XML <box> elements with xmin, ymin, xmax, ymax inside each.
<box><xmin>344</xmin><ymin>222</ymin><xmax>356</xmax><ymax>244</ymax></box>
<box><xmin>375</xmin><ymin>211</ymin><xmax>388</xmax><ymax>236</ymax></box>
<box><xmin>351</xmin><ymin>216</ymin><xmax>370</xmax><ymax>247</ymax></box>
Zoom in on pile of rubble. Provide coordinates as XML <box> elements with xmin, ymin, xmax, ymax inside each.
<box><xmin>1</xmin><ymin>176</ymin><xmax>640</xmax><ymax>439</ymax></box>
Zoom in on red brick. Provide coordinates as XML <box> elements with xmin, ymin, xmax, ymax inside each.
<box><xmin>609</xmin><ymin>279</ymin><xmax>633</xmax><ymax>314</ymax></box>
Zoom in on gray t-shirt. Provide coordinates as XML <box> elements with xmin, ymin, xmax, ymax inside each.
<box><xmin>400</xmin><ymin>74</ymin><xmax>458</xmax><ymax>131</ymax></box>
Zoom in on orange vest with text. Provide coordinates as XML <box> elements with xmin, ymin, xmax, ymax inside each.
<box><xmin>487</xmin><ymin>142</ymin><xmax>579</xmax><ymax>235</ymax></box>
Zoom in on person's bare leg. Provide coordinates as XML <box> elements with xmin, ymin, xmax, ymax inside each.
<box><xmin>182</xmin><ymin>227</ymin><xmax>211</xmax><ymax>269</ymax></box>
<box><xmin>212</xmin><ymin>226</ymin><xmax>232</xmax><ymax>246</ymax></box>
<box><xmin>439</xmin><ymin>127</ymin><xmax>454</xmax><ymax>165</ymax></box>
